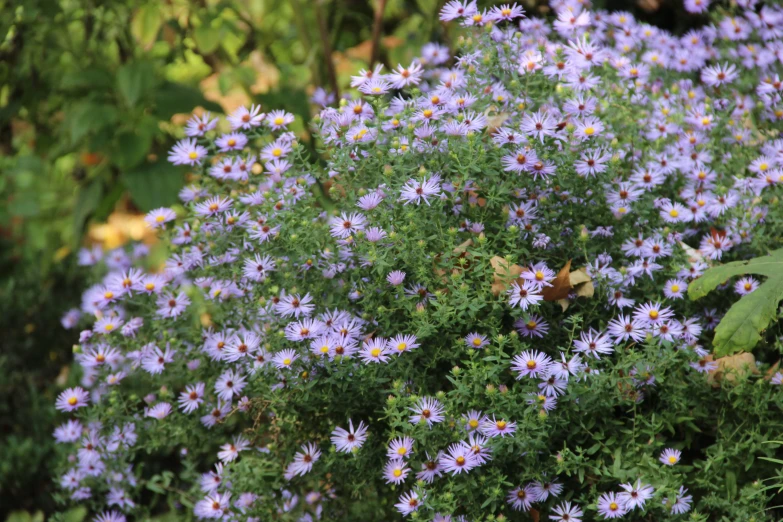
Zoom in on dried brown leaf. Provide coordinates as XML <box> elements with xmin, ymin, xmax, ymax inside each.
<box><xmin>706</xmin><ymin>352</ymin><xmax>759</xmax><ymax>387</ymax></box>
<box><xmin>764</xmin><ymin>360</ymin><xmax>780</xmax><ymax>381</ymax></box>
<box><xmin>542</xmin><ymin>260</ymin><xmax>572</xmax><ymax>301</ymax></box>
<box><xmin>490</xmin><ymin>256</ymin><xmax>526</xmax><ymax>296</ymax></box>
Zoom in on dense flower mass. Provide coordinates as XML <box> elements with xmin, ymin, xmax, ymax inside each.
<box><xmin>57</xmin><ymin>1</ymin><xmax>783</xmax><ymax>520</ymax></box>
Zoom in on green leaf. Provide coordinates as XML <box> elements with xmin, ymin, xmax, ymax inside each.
<box><xmin>726</xmin><ymin>470</ymin><xmax>737</xmax><ymax>499</ymax></box>
<box><xmin>123</xmin><ymin>160</ymin><xmax>184</xmax><ymax>212</ymax></box>
<box><xmin>117</xmin><ymin>61</ymin><xmax>156</xmax><ymax>108</ymax></box>
<box><xmin>131</xmin><ymin>4</ymin><xmax>163</xmax><ymax>48</ymax></box>
<box><xmin>194</xmin><ymin>23</ymin><xmax>222</xmax><ymax>54</ymax></box>
<box><xmin>72</xmin><ymin>179</ymin><xmax>103</xmax><ymax>245</ymax></box>
<box><xmin>688</xmin><ymin>248</ymin><xmax>783</xmax><ymax>356</ymax></box>
<box><xmin>153</xmin><ymin>82</ymin><xmax>223</xmax><ymax>120</ymax></box>
<box><xmin>112</xmin><ymin>129</ymin><xmax>153</xmax><ymax>169</ymax></box>
<box><xmin>68</xmin><ymin>103</ymin><xmax>118</xmax><ymax>144</ymax></box>
<box><xmin>60</xmin><ymin>67</ymin><xmax>114</xmax><ymax>91</ymax></box>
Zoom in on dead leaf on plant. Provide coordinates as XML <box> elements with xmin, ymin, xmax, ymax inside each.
<box><xmin>530</xmin><ymin>508</ymin><xmax>540</xmax><ymax>522</ymax></box>
<box><xmin>706</xmin><ymin>352</ymin><xmax>759</xmax><ymax>387</ymax></box>
<box><xmin>434</xmin><ymin>240</ymin><xmax>475</xmax><ymax>283</ymax></box>
<box><xmin>490</xmin><ymin>256</ymin><xmax>526</xmax><ymax>296</ymax></box>
<box><xmin>542</xmin><ymin>260</ymin><xmax>573</xmax><ymax>302</ymax></box>
<box><xmin>680</xmin><ymin>241</ymin><xmax>706</xmax><ymax>265</ymax></box>
<box><xmin>764</xmin><ymin>360</ymin><xmax>780</xmax><ymax>381</ymax></box>
<box><xmin>486</xmin><ymin>111</ymin><xmax>510</xmax><ymax>134</ymax></box>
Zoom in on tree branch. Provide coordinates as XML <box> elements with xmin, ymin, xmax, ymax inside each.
<box><xmin>369</xmin><ymin>0</ymin><xmax>388</xmax><ymax>68</ymax></box>
<box><xmin>314</xmin><ymin>0</ymin><xmax>340</xmax><ymax>98</ymax></box>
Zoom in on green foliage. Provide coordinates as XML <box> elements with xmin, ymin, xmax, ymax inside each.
<box><xmin>689</xmin><ymin>248</ymin><xmax>783</xmax><ymax>357</ymax></box>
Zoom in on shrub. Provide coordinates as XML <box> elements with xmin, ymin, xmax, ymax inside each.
<box><xmin>54</xmin><ymin>1</ymin><xmax>783</xmax><ymax>521</ymax></box>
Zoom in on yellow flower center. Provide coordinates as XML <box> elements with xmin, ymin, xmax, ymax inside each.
<box><xmin>669</xmin><ymin>209</ymin><xmax>679</xmax><ymax>217</ymax></box>
<box><xmin>104</xmin><ymin>324</ymin><xmax>114</xmax><ymax>331</ymax></box>
<box><xmin>68</xmin><ymin>397</ymin><xmax>78</xmax><ymax>406</ymax></box>
<box><xmin>397</xmin><ymin>447</ymin><xmax>407</xmax><ymax>455</ymax></box>
<box><xmin>397</xmin><ymin>343</ymin><xmax>407</xmax><ymax>352</ymax></box>
<box><xmin>145</xmin><ymin>283</ymin><xmax>155</xmax><ymax>291</ymax></box>
<box><xmin>649</xmin><ymin>310</ymin><xmax>659</xmax><ymax>319</ymax></box>
<box><xmin>104</xmin><ymin>291</ymin><xmax>114</xmax><ymax>299</ymax></box>
<box><xmin>701</xmin><ymin>117</ymin><xmax>710</xmax><ymax>126</ymax></box>
<box><xmin>760</xmin><ymin>163</ymin><xmax>769</xmax><ymax>171</ymax></box>
<box><xmin>188</xmin><ymin>151</ymin><xmax>198</xmax><ymax>160</ymax></box>
<box><xmin>609</xmin><ymin>502</ymin><xmax>619</xmax><ymax>511</ymax></box>
<box><xmin>670</xmin><ymin>285</ymin><xmax>680</xmax><ymax>293</ymax></box>
<box><xmin>496</xmin><ymin>420</ymin><xmax>506</xmax><ymax>429</ymax></box>
<box><xmin>393</xmin><ymin>469</ymin><xmax>402</xmax><ymax>477</ymax></box>
<box><xmin>227</xmin><ymin>139</ymin><xmax>236</xmax><ymax>147</ymax></box>
<box><xmin>320</xmin><ymin>346</ymin><xmax>330</xmax><ymax>354</ymax></box>
<box><xmin>472</xmin><ymin>338</ymin><xmax>483</xmax><ymax>346</ymax></box>
<box><xmin>469</xmin><ymin>419</ymin><xmax>479</xmax><ymax>429</ymax></box>
<box><xmin>371</xmin><ymin>348</ymin><xmax>381</xmax><ymax>357</ymax></box>
<box><xmin>274</xmin><ymin>117</ymin><xmax>284</xmax><ymax>125</ymax></box>
<box><xmin>583</xmin><ymin>126</ymin><xmax>595</xmax><ymax>136</ymax></box>
<box><xmin>526</xmin><ymin>360</ymin><xmax>537</xmax><ymax>369</ymax></box>
<box><xmin>282</xmin><ymin>358</ymin><xmax>291</xmax><ymax>366</ymax></box>
<box><xmin>668</xmin><ymin>456</ymin><xmax>677</xmax><ymax>464</ymax></box>
<box><xmin>456</xmin><ymin>456</ymin><xmax>466</xmax><ymax>465</ymax></box>
<box><xmin>272</xmin><ymin>148</ymin><xmax>282</xmax><ymax>157</ymax></box>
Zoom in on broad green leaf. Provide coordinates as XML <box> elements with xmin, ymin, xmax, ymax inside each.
<box><xmin>689</xmin><ymin>248</ymin><xmax>783</xmax><ymax>356</ymax></box>
<box><xmin>72</xmin><ymin>179</ymin><xmax>103</xmax><ymax>244</ymax></box>
<box><xmin>194</xmin><ymin>23</ymin><xmax>222</xmax><ymax>54</ymax></box>
<box><xmin>112</xmin><ymin>129</ymin><xmax>153</xmax><ymax>169</ymax></box>
<box><xmin>153</xmin><ymin>81</ymin><xmax>223</xmax><ymax>120</ymax></box>
<box><xmin>117</xmin><ymin>61</ymin><xmax>156</xmax><ymax>107</ymax></box>
<box><xmin>123</xmin><ymin>160</ymin><xmax>184</xmax><ymax>212</ymax></box>
<box><xmin>131</xmin><ymin>4</ymin><xmax>163</xmax><ymax>48</ymax></box>
<box><xmin>68</xmin><ymin>103</ymin><xmax>118</xmax><ymax>143</ymax></box>
<box><xmin>60</xmin><ymin>67</ymin><xmax>114</xmax><ymax>91</ymax></box>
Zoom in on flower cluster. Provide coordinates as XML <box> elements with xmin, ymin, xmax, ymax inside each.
<box><xmin>56</xmin><ymin>1</ymin><xmax>783</xmax><ymax>521</ymax></box>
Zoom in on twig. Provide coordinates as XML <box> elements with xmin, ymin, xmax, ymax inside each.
<box><xmin>369</xmin><ymin>0</ymin><xmax>389</xmax><ymax>68</ymax></box>
<box><xmin>314</xmin><ymin>0</ymin><xmax>340</xmax><ymax>98</ymax></box>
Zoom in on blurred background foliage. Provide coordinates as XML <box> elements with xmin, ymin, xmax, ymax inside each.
<box><xmin>0</xmin><ymin>0</ymin><xmax>706</xmax><ymax>519</ymax></box>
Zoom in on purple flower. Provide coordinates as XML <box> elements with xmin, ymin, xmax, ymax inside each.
<box><xmin>146</xmin><ymin>403</ymin><xmax>172</xmax><ymax>420</ymax></box>
<box><xmin>144</xmin><ymin>207</ymin><xmax>176</xmax><ymax>228</ymax></box>
<box><xmin>55</xmin><ymin>387</ymin><xmax>89</xmax><ymax>412</ymax></box>
<box><xmin>168</xmin><ymin>138</ymin><xmax>207</xmax><ymax>166</ymax></box>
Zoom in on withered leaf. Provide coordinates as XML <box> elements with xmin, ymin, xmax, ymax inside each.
<box><xmin>706</xmin><ymin>352</ymin><xmax>759</xmax><ymax>387</ymax></box>
<box><xmin>542</xmin><ymin>260</ymin><xmax>573</xmax><ymax>301</ymax></box>
<box><xmin>765</xmin><ymin>360</ymin><xmax>780</xmax><ymax>381</ymax></box>
<box><xmin>490</xmin><ymin>256</ymin><xmax>526</xmax><ymax>296</ymax></box>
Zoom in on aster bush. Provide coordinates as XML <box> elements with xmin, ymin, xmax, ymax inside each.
<box><xmin>54</xmin><ymin>1</ymin><xmax>783</xmax><ymax>521</ymax></box>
